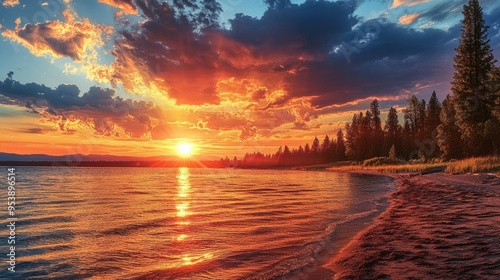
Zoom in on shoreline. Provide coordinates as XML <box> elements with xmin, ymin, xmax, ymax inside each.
<box><xmin>314</xmin><ymin>171</ymin><xmax>500</xmax><ymax>279</ymax></box>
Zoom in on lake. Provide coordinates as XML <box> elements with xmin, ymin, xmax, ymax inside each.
<box><xmin>1</xmin><ymin>167</ymin><xmax>394</xmax><ymax>279</ymax></box>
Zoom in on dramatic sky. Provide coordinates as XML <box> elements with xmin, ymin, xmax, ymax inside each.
<box><xmin>1</xmin><ymin>0</ymin><xmax>499</xmax><ymax>158</ymax></box>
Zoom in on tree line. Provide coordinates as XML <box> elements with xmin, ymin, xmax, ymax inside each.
<box><xmin>223</xmin><ymin>0</ymin><xmax>499</xmax><ymax>168</ymax></box>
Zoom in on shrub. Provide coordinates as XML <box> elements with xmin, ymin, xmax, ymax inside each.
<box><xmin>363</xmin><ymin>157</ymin><xmax>406</xmax><ymax>166</ymax></box>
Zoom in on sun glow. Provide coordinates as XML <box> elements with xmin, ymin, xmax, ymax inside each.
<box><xmin>176</xmin><ymin>142</ymin><xmax>194</xmax><ymax>158</ymax></box>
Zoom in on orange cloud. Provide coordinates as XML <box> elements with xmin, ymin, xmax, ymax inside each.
<box><xmin>2</xmin><ymin>10</ymin><xmax>111</xmax><ymax>62</ymax></box>
<box><xmin>399</xmin><ymin>13</ymin><xmax>420</xmax><ymax>25</ymax></box>
<box><xmin>2</xmin><ymin>0</ymin><xmax>19</xmax><ymax>7</ymax></box>
<box><xmin>98</xmin><ymin>0</ymin><xmax>137</xmax><ymax>15</ymax></box>
<box><xmin>391</xmin><ymin>0</ymin><xmax>430</xmax><ymax>9</ymax></box>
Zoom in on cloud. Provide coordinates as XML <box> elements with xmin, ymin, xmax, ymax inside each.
<box><xmin>104</xmin><ymin>0</ymin><xmax>225</xmax><ymax>104</ymax></box>
<box><xmin>415</xmin><ymin>1</ymin><xmax>463</xmax><ymax>24</ymax></box>
<box><xmin>391</xmin><ymin>0</ymin><xmax>430</xmax><ymax>9</ymax></box>
<box><xmin>2</xmin><ymin>0</ymin><xmax>19</xmax><ymax>7</ymax></box>
<box><xmin>220</xmin><ymin>2</ymin><xmax>462</xmax><ymax>108</ymax></box>
<box><xmin>2</xmin><ymin>9</ymin><xmax>113</xmax><ymax>84</ymax></box>
<box><xmin>98</xmin><ymin>0</ymin><xmax>138</xmax><ymax>14</ymax></box>
<box><xmin>2</xmin><ymin>11</ymin><xmax>111</xmax><ymax>61</ymax></box>
<box><xmin>0</xmin><ymin>73</ymin><xmax>164</xmax><ymax>139</ymax></box>
<box><xmin>25</xmin><ymin>128</ymin><xmax>48</xmax><ymax>134</ymax></box>
<box><xmin>399</xmin><ymin>13</ymin><xmax>420</xmax><ymax>24</ymax></box>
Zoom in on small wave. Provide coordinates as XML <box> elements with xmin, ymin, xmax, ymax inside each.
<box><xmin>282</xmin><ymin>184</ymin><xmax>304</xmax><ymax>187</ymax></box>
<box><xmin>101</xmin><ymin>218</ymin><xmax>172</xmax><ymax>236</ymax></box>
<box><xmin>243</xmin><ymin>208</ymin><xmax>382</xmax><ymax>280</ymax></box>
<box><xmin>123</xmin><ymin>191</ymin><xmax>150</xmax><ymax>195</ymax></box>
<box><xmin>21</xmin><ymin>215</ymin><xmax>75</xmax><ymax>226</ymax></box>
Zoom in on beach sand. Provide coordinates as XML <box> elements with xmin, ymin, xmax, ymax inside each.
<box><xmin>316</xmin><ymin>172</ymin><xmax>500</xmax><ymax>279</ymax></box>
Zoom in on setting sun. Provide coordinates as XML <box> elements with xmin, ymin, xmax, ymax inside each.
<box><xmin>177</xmin><ymin>142</ymin><xmax>194</xmax><ymax>158</ymax></box>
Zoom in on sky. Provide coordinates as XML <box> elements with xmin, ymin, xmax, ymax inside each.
<box><xmin>1</xmin><ymin>0</ymin><xmax>499</xmax><ymax>159</ymax></box>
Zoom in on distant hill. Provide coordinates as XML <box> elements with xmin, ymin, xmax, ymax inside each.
<box><xmin>0</xmin><ymin>152</ymin><xmax>175</xmax><ymax>162</ymax></box>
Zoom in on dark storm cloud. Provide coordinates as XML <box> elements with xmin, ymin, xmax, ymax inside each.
<box><xmin>289</xmin><ymin>20</ymin><xmax>460</xmax><ymax>107</ymax></box>
<box><xmin>0</xmin><ymin>72</ymin><xmax>162</xmax><ymax>138</ymax></box>
<box><xmin>222</xmin><ymin>2</ymin><xmax>460</xmax><ymax>107</ymax></box>
<box><xmin>227</xmin><ymin>0</ymin><xmax>357</xmax><ymax>57</ymax></box>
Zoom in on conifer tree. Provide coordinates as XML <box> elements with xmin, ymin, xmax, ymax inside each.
<box><xmin>384</xmin><ymin>106</ymin><xmax>401</xmax><ymax>154</ymax></box>
<box><xmin>370</xmin><ymin>99</ymin><xmax>383</xmax><ymax>156</ymax></box>
<box><xmin>336</xmin><ymin>129</ymin><xmax>347</xmax><ymax>161</ymax></box>
<box><xmin>424</xmin><ymin>91</ymin><xmax>442</xmax><ymax>158</ymax></box>
<box><xmin>451</xmin><ymin>0</ymin><xmax>497</xmax><ymax>156</ymax></box>
<box><xmin>437</xmin><ymin>95</ymin><xmax>462</xmax><ymax>160</ymax></box>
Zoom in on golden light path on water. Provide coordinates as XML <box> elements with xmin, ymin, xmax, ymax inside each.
<box><xmin>175</xmin><ymin>168</ymin><xmax>215</xmax><ymax>268</ymax></box>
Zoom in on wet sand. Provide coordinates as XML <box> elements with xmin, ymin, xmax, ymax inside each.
<box><xmin>322</xmin><ymin>172</ymin><xmax>500</xmax><ymax>279</ymax></box>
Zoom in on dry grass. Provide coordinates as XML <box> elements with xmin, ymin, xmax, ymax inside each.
<box><xmin>445</xmin><ymin>156</ymin><xmax>500</xmax><ymax>174</ymax></box>
<box><xmin>329</xmin><ymin>163</ymin><xmax>445</xmax><ymax>174</ymax></box>
<box><xmin>327</xmin><ymin>156</ymin><xmax>500</xmax><ymax>174</ymax></box>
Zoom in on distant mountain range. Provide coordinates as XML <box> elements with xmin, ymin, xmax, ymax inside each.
<box><xmin>0</xmin><ymin>152</ymin><xmax>177</xmax><ymax>162</ymax></box>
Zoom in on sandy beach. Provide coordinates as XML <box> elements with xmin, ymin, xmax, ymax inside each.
<box><xmin>317</xmin><ymin>172</ymin><xmax>500</xmax><ymax>279</ymax></box>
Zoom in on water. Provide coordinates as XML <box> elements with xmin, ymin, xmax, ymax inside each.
<box><xmin>1</xmin><ymin>167</ymin><xmax>394</xmax><ymax>279</ymax></box>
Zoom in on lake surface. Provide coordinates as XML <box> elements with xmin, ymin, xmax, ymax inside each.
<box><xmin>1</xmin><ymin>167</ymin><xmax>394</xmax><ymax>279</ymax></box>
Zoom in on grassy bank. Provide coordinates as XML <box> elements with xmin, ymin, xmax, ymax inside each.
<box><xmin>445</xmin><ymin>156</ymin><xmax>500</xmax><ymax>174</ymax></box>
<box><xmin>325</xmin><ymin>156</ymin><xmax>500</xmax><ymax>174</ymax></box>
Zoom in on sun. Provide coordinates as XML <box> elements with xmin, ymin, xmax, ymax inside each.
<box><xmin>176</xmin><ymin>142</ymin><xmax>194</xmax><ymax>158</ymax></box>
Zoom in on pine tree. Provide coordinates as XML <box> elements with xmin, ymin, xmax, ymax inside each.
<box><xmin>370</xmin><ymin>99</ymin><xmax>383</xmax><ymax>156</ymax></box>
<box><xmin>321</xmin><ymin>135</ymin><xmax>331</xmax><ymax>153</ymax></box>
<box><xmin>311</xmin><ymin>136</ymin><xmax>320</xmax><ymax>155</ymax></box>
<box><xmin>281</xmin><ymin>145</ymin><xmax>291</xmax><ymax>164</ymax></box>
<box><xmin>437</xmin><ymin>95</ymin><xmax>462</xmax><ymax>160</ymax></box>
<box><xmin>424</xmin><ymin>91</ymin><xmax>442</xmax><ymax>158</ymax></box>
<box><xmin>401</xmin><ymin>120</ymin><xmax>412</xmax><ymax>160</ymax></box>
<box><xmin>452</xmin><ymin>0</ymin><xmax>497</xmax><ymax>156</ymax></box>
<box><xmin>425</xmin><ymin>91</ymin><xmax>442</xmax><ymax>134</ymax></box>
<box><xmin>345</xmin><ymin>113</ymin><xmax>361</xmax><ymax>161</ymax></box>
<box><xmin>403</xmin><ymin>95</ymin><xmax>426</xmax><ymax>140</ymax></box>
<box><xmin>487</xmin><ymin>67</ymin><xmax>500</xmax><ymax>122</ymax></box>
<box><xmin>304</xmin><ymin>143</ymin><xmax>311</xmax><ymax>155</ymax></box>
<box><xmin>384</xmin><ymin>106</ymin><xmax>401</xmax><ymax>155</ymax></box>
<box><xmin>336</xmin><ymin>129</ymin><xmax>347</xmax><ymax>161</ymax></box>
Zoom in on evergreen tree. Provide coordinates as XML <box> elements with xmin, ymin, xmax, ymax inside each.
<box><xmin>487</xmin><ymin>67</ymin><xmax>500</xmax><ymax>122</ymax></box>
<box><xmin>451</xmin><ymin>0</ymin><xmax>497</xmax><ymax>156</ymax></box>
<box><xmin>384</xmin><ymin>106</ymin><xmax>402</xmax><ymax>155</ymax></box>
<box><xmin>336</xmin><ymin>129</ymin><xmax>347</xmax><ymax>161</ymax></box>
<box><xmin>281</xmin><ymin>145</ymin><xmax>291</xmax><ymax>164</ymax></box>
<box><xmin>362</xmin><ymin>110</ymin><xmax>375</xmax><ymax>159</ymax></box>
<box><xmin>321</xmin><ymin>135</ymin><xmax>331</xmax><ymax>153</ymax></box>
<box><xmin>297</xmin><ymin>145</ymin><xmax>304</xmax><ymax>155</ymax></box>
<box><xmin>425</xmin><ymin>91</ymin><xmax>442</xmax><ymax>133</ymax></box>
<box><xmin>345</xmin><ymin>113</ymin><xmax>362</xmax><ymax>161</ymax></box>
<box><xmin>311</xmin><ymin>136</ymin><xmax>320</xmax><ymax>154</ymax></box>
<box><xmin>304</xmin><ymin>143</ymin><xmax>311</xmax><ymax>155</ymax></box>
<box><xmin>401</xmin><ymin>120</ymin><xmax>412</xmax><ymax>160</ymax></box>
<box><xmin>437</xmin><ymin>95</ymin><xmax>462</xmax><ymax>160</ymax></box>
<box><xmin>403</xmin><ymin>95</ymin><xmax>426</xmax><ymax>139</ymax></box>
<box><xmin>370</xmin><ymin>99</ymin><xmax>383</xmax><ymax>156</ymax></box>
<box><xmin>424</xmin><ymin>91</ymin><xmax>442</xmax><ymax>158</ymax></box>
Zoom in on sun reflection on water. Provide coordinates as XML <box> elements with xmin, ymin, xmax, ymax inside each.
<box><xmin>174</xmin><ymin>168</ymin><xmax>214</xmax><ymax>267</ymax></box>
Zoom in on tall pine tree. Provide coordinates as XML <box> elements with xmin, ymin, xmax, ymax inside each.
<box><xmin>451</xmin><ymin>0</ymin><xmax>497</xmax><ymax>156</ymax></box>
<box><xmin>384</xmin><ymin>107</ymin><xmax>402</xmax><ymax>156</ymax></box>
<box><xmin>424</xmin><ymin>91</ymin><xmax>442</xmax><ymax>158</ymax></box>
<box><xmin>437</xmin><ymin>95</ymin><xmax>462</xmax><ymax>160</ymax></box>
